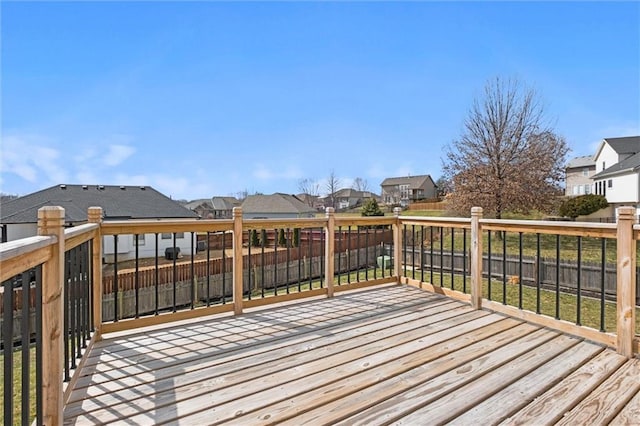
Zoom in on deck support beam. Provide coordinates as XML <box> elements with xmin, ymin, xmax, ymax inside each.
<box><xmin>616</xmin><ymin>206</ymin><xmax>636</xmax><ymax>358</ymax></box>
<box><xmin>393</xmin><ymin>207</ymin><xmax>402</xmax><ymax>280</ymax></box>
<box><xmin>232</xmin><ymin>207</ymin><xmax>244</xmax><ymax>315</ymax></box>
<box><xmin>470</xmin><ymin>207</ymin><xmax>483</xmax><ymax>310</ymax></box>
<box><xmin>38</xmin><ymin>206</ymin><xmax>65</xmax><ymax>426</ymax></box>
<box><xmin>88</xmin><ymin>207</ymin><xmax>103</xmax><ymax>337</ymax></box>
<box><xmin>325</xmin><ymin>207</ymin><xmax>335</xmax><ymax>297</ymax></box>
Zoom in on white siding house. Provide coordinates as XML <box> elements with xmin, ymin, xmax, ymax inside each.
<box><xmin>591</xmin><ymin>136</ymin><xmax>640</xmax><ymax>218</ymax></box>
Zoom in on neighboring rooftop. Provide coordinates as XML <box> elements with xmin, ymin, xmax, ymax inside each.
<box><xmin>381</xmin><ymin>174</ymin><xmax>435</xmax><ymax>189</ymax></box>
<box><xmin>592</xmin><ymin>151</ymin><xmax>640</xmax><ymax>179</ymax></box>
<box><xmin>566</xmin><ymin>155</ymin><xmax>595</xmax><ymax>169</ymax></box>
<box><xmin>603</xmin><ymin>136</ymin><xmax>640</xmax><ymax>156</ymax></box>
<box><xmin>0</xmin><ymin>184</ymin><xmax>198</xmax><ymax>224</ymax></box>
<box><xmin>211</xmin><ymin>196</ymin><xmax>241</xmax><ymax>211</ymax></box>
<box><xmin>242</xmin><ymin>193</ymin><xmax>316</xmax><ymax>215</ymax></box>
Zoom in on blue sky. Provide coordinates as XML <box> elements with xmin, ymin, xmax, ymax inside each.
<box><xmin>2</xmin><ymin>1</ymin><xmax>639</xmax><ymax>200</ymax></box>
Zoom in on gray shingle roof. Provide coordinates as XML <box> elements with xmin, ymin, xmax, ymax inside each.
<box><xmin>592</xmin><ymin>151</ymin><xmax>640</xmax><ymax>179</ymax></box>
<box><xmin>211</xmin><ymin>196</ymin><xmax>240</xmax><ymax>211</ymax></box>
<box><xmin>603</xmin><ymin>136</ymin><xmax>640</xmax><ymax>156</ymax></box>
<box><xmin>381</xmin><ymin>174</ymin><xmax>435</xmax><ymax>189</ymax></box>
<box><xmin>242</xmin><ymin>193</ymin><xmax>316</xmax><ymax>215</ymax></box>
<box><xmin>0</xmin><ymin>184</ymin><xmax>198</xmax><ymax>224</ymax></box>
<box><xmin>566</xmin><ymin>156</ymin><xmax>595</xmax><ymax>169</ymax></box>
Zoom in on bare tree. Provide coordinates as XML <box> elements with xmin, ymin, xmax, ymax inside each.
<box><xmin>352</xmin><ymin>177</ymin><xmax>369</xmax><ymax>192</ymax></box>
<box><xmin>298</xmin><ymin>178</ymin><xmax>321</xmax><ymax>206</ymax></box>
<box><xmin>435</xmin><ymin>176</ymin><xmax>453</xmax><ymax>198</ymax></box>
<box><xmin>325</xmin><ymin>170</ymin><xmax>341</xmax><ymax>208</ymax></box>
<box><xmin>442</xmin><ymin>77</ymin><xmax>569</xmax><ymax>219</ymax></box>
<box><xmin>298</xmin><ymin>178</ymin><xmax>320</xmax><ymax>196</ymax></box>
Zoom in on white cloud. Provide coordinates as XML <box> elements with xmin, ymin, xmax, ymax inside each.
<box><xmin>252</xmin><ymin>164</ymin><xmax>303</xmax><ymax>181</ymax></box>
<box><xmin>0</xmin><ymin>134</ymin><xmax>67</xmax><ymax>184</ymax></box>
<box><xmin>104</xmin><ymin>144</ymin><xmax>136</xmax><ymax>166</ymax></box>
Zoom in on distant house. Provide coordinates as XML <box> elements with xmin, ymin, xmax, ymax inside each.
<box><xmin>565</xmin><ymin>156</ymin><xmax>596</xmax><ymax>196</ymax></box>
<box><xmin>380</xmin><ymin>175</ymin><xmax>437</xmax><ymax>207</ymax></box>
<box><xmin>0</xmin><ymin>184</ymin><xmax>198</xmax><ymax>261</ymax></box>
<box><xmin>591</xmin><ymin>136</ymin><xmax>640</xmax><ymax>217</ymax></box>
<box><xmin>184</xmin><ymin>199</ymin><xmax>215</xmax><ymax>218</ymax></box>
<box><xmin>296</xmin><ymin>193</ymin><xmax>322</xmax><ymax>210</ymax></box>
<box><xmin>323</xmin><ymin>188</ymin><xmax>380</xmax><ymax>211</ymax></box>
<box><xmin>211</xmin><ymin>196</ymin><xmax>241</xmax><ymax>219</ymax></box>
<box><xmin>241</xmin><ymin>193</ymin><xmax>317</xmax><ymax>219</ymax></box>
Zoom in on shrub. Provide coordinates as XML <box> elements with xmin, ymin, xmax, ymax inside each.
<box><xmin>361</xmin><ymin>198</ymin><xmax>384</xmax><ymax>217</ymax></box>
<box><xmin>559</xmin><ymin>194</ymin><xmax>608</xmax><ymax>218</ymax></box>
<box><xmin>293</xmin><ymin>228</ymin><xmax>300</xmax><ymax>247</ymax></box>
<box><xmin>250</xmin><ymin>229</ymin><xmax>259</xmax><ymax>247</ymax></box>
<box><xmin>278</xmin><ymin>229</ymin><xmax>287</xmax><ymax>246</ymax></box>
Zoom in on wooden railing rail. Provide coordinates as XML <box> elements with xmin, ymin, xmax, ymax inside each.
<box><xmin>0</xmin><ymin>236</ymin><xmax>55</xmax><ymax>283</ymax></box>
<box><xmin>396</xmin><ymin>206</ymin><xmax>639</xmax><ymax>357</ymax></box>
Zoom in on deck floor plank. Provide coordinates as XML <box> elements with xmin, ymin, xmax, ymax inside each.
<box><xmin>334</xmin><ymin>328</ymin><xmax>562</xmax><ymax>425</ymax></box>
<box><xmin>556</xmin><ymin>358</ymin><xmax>640</xmax><ymax>425</ymax></box>
<box><xmin>167</xmin><ymin>314</ymin><xmax>513</xmax><ymax>426</ymax></box>
<box><xmin>75</xmin><ymin>288</ymin><xmax>443</xmax><ymax>388</ymax></box>
<box><xmin>610</xmin><ymin>386</ymin><xmax>640</xmax><ymax>426</ymax></box>
<box><xmin>249</xmin><ymin>320</ymin><xmax>535</xmax><ymax>426</ymax></box>
<box><xmin>446</xmin><ymin>341</ymin><xmax>605</xmax><ymax>425</ymax></box>
<box><xmin>84</xmin><ymin>287</ymin><xmax>435</xmax><ymax>367</ymax></box>
<box><xmin>61</xmin><ymin>285</ymin><xmax>640</xmax><ymax>426</ymax></box>
<box><xmin>499</xmin><ymin>348</ymin><xmax>629</xmax><ymax>426</ymax></box>
<box><xmin>68</xmin><ymin>309</ymin><xmax>497</xmax><ymax>424</ymax></box>
<box><xmin>67</xmin><ymin>300</ymin><xmax>465</xmax><ymax>407</ymax></box>
<box><xmin>388</xmin><ymin>334</ymin><xmax>582</xmax><ymax>425</ymax></box>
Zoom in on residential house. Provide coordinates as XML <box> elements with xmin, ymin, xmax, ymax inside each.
<box><xmin>211</xmin><ymin>196</ymin><xmax>241</xmax><ymax>219</ymax></box>
<box><xmin>241</xmin><ymin>193</ymin><xmax>317</xmax><ymax>219</ymax></box>
<box><xmin>323</xmin><ymin>188</ymin><xmax>380</xmax><ymax>211</ymax></box>
<box><xmin>591</xmin><ymin>136</ymin><xmax>640</xmax><ymax>217</ymax></box>
<box><xmin>0</xmin><ymin>184</ymin><xmax>198</xmax><ymax>261</ymax></box>
<box><xmin>380</xmin><ymin>174</ymin><xmax>438</xmax><ymax>207</ymax></box>
<box><xmin>565</xmin><ymin>156</ymin><xmax>596</xmax><ymax>196</ymax></box>
<box><xmin>184</xmin><ymin>199</ymin><xmax>215</xmax><ymax>218</ymax></box>
<box><xmin>296</xmin><ymin>193</ymin><xmax>322</xmax><ymax>210</ymax></box>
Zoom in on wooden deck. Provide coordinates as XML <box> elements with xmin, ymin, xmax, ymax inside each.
<box><xmin>64</xmin><ymin>285</ymin><xmax>640</xmax><ymax>425</ymax></box>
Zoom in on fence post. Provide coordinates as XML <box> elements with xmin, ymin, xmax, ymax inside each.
<box><xmin>393</xmin><ymin>207</ymin><xmax>402</xmax><ymax>280</ymax></box>
<box><xmin>38</xmin><ymin>206</ymin><xmax>65</xmax><ymax>426</ymax></box>
<box><xmin>325</xmin><ymin>207</ymin><xmax>335</xmax><ymax>297</ymax></box>
<box><xmin>470</xmin><ymin>207</ymin><xmax>483</xmax><ymax>310</ymax></box>
<box><xmin>232</xmin><ymin>207</ymin><xmax>244</xmax><ymax>315</ymax></box>
<box><xmin>616</xmin><ymin>206</ymin><xmax>636</xmax><ymax>357</ymax></box>
<box><xmin>88</xmin><ymin>207</ymin><xmax>103</xmax><ymax>336</ymax></box>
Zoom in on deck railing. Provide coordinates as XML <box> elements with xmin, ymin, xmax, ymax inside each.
<box><xmin>0</xmin><ymin>205</ymin><xmax>637</xmax><ymax>425</ymax></box>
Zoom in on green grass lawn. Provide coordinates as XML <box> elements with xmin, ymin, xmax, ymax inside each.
<box><xmin>411</xmin><ymin>267</ymin><xmax>640</xmax><ymax>334</ymax></box>
<box><xmin>0</xmin><ymin>346</ymin><xmax>36</xmax><ymax>425</ymax></box>
<box><xmin>402</xmin><ymin>225</ymin><xmax>628</xmax><ymax>265</ymax></box>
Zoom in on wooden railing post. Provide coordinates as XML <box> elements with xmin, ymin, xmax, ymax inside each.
<box><xmin>38</xmin><ymin>206</ymin><xmax>65</xmax><ymax>426</ymax></box>
<box><xmin>470</xmin><ymin>207</ymin><xmax>483</xmax><ymax>310</ymax></box>
<box><xmin>393</xmin><ymin>207</ymin><xmax>402</xmax><ymax>280</ymax></box>
<box><xmin>232</xmin><ymin>207</ymin><xmax>244</xmax><ymax>315</ymax></box>
<box><xmin>616</xmin><ymin>206</ymin><xmax>636</xmax><ymax>357</ymax></box>
<box><xmin>88</xmin><ymin>207</ymin><xmax>103</xmax><ymax>336</ymax></box>
<box><xmin>325</xmin><ymin>207</ymin><xmax>335</xmax><ymax>297</ymax></box>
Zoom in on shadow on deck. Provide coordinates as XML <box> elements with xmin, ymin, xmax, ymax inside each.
<box><xmin>64</xmin><ymin>285</ymin><xmax>640</xmax><ymax>425</ymax></box>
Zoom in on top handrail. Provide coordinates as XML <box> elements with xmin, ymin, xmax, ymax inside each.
<box><xmin>0</xmin><ymin>235</ymin><xmax>56</xmax><ymax>282</ymax></box>
<box><xmin>64</xmin><ymin>223</ymin><xmax>99</xmax><ymax>250</ymax></box>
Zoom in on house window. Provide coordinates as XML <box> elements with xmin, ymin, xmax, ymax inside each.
<box><xmin>136</xmin><ymin>234</ymin><xmax>146</xmax><ymax>246</ymax></box>
<box><xmin>161</xmin><ymin>232</ymin><xmax>184</xmax><ymax>239</ymax></box>
<box><xmin>608</xmin><ymin>179</ymin><xmax>612</xmax><ymax>188</ymax></box>
<box><xmin>572</xmin><ymin>186</ymin><xmax>578</xmax><ymax>195</ymax></box>
<box><xmin>582</xmin><ymin>168</ymin><xmax>589</xmax><ymax>176</ymax></box>
<box><xmin>584</xmin><ymin>184</ymin><xmax>591</xmax><ymax>195</ymax></box>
